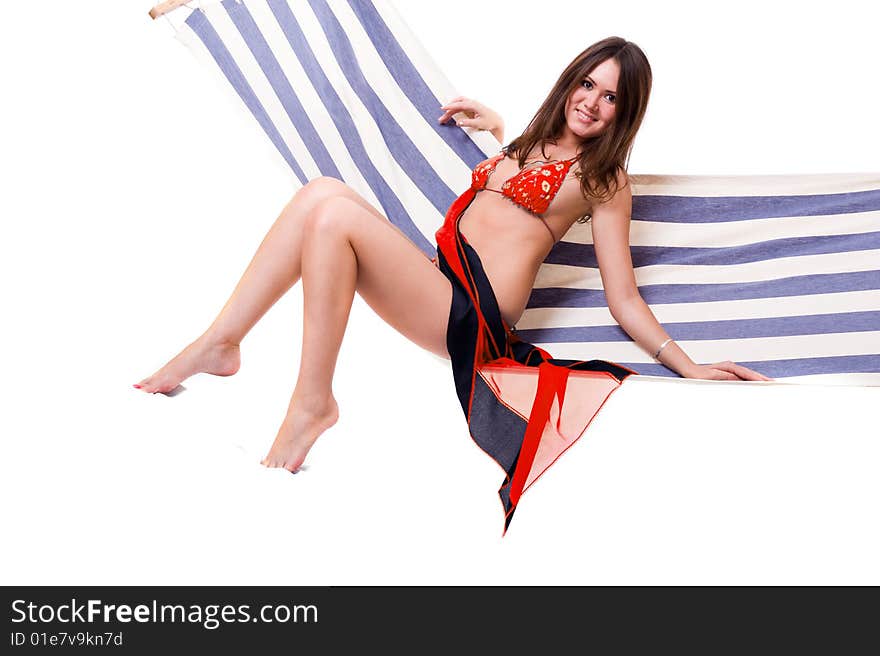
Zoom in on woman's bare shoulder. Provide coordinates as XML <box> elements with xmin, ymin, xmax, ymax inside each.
<box><xmin>592</xmin><ymin>167</ymin><xmax>632</xmax><ymax>220</ymax></box>
<box><xmin>562</xmin><ymin>164</ymin><xmax>630</xmax><ymax>214</ymax></box>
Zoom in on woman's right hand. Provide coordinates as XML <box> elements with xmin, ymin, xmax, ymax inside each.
<box><xmin>438</xmin><ymin>96</ymin><xmax>504</xmax><ymax>142</ymax></box>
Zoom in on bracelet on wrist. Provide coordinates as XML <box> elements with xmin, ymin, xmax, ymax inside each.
<box><xmin>653</xmin><ymin>337</ymin><xmax>674</xmax><ymax>360</ymax></box>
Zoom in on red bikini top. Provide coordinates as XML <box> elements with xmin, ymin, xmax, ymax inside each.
<box><xmin>471</xmin><ymin>151</ymin><xmax>579</xmax><ymax>215</ymax></box>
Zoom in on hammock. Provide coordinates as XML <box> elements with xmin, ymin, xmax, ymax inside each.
<box><xmin>154</xmin><ymin>0</ymin><xmax>880</xmax><ymax>386</ymax></box>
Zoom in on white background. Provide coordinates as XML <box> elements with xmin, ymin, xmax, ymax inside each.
<box><xmin>1</xmin><ymin>0</ymin><xmax>878</xmax><ymax>585</ymax></box>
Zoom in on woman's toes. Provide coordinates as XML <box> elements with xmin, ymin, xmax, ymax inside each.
<box><xmin>134</xmin><ymin>377</ymin><xmax>156</xmax><ymax>392</ymax></box>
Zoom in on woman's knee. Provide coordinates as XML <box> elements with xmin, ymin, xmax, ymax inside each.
<box><xmin>294</xmin><ymin>177</ymin><xmax>389</xmax><ymax>229</ymax></box>
<box><xmin>279</xmin><ymin>177</ymin><xmax>350</xmax><ymax>233</ymax></box>
<box><xmin>289</xmin><ymin>176</ymin><xmax>347</xmax><ymax>211</ymax></box>
<box><xmin>302</xmin><ymin>195</ymin><xmax>359</xmax><ymax>240</ymax></box>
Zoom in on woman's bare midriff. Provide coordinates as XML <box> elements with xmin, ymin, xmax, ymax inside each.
<box><xmin>457</xmin><ymin>190</ymin><xmax>578</xmax><ymax>328</ymax></box>
<box><xmin>431</xmin><ymin>150</ymin><xmax>593</xmax><ymax>327</ymax></box>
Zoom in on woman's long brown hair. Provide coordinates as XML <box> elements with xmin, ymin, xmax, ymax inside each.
<box><xmin>505</xmin><ymin>37</ymin><xmax>652</xmax><ymax>219</ymax></box>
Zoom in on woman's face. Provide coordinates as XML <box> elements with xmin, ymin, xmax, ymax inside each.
<box><xmin>563</xmin><ymin>57</ymin><xmax>620</xmax><ymax>142</ymax></box>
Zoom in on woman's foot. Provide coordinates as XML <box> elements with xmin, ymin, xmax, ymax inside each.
<box><xmin>261</xmin><ymin>395</ymin><xmax>340</xmax><ymax>473</ymax></box>
<box><xmin>134</xmin><ymin>337</ymin><xmax>241</xmax><ymax>394</ymax></box>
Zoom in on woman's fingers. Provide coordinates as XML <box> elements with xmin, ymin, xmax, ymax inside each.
<box><xmin>732</xmin><ymin>363</ymin><xmax>773</xmax><ymax>382</ymax></box>
<box><xmin>710</xmin><ymin>368</ymin><xmax>740</xmax><ymax>381</ymax></box>
<box><xmin>438</xmin><ymin>97</ymin><xmax>503</xmax><ymax>139</ymax></box>
<box><xmin>712</xmin><ymin>361</ymin><xmax>774</xmax><ymax>382</ymax></box>
<box><xmin>743</xmin><ymin>366</ymin><xmax>774</xmax><ymax>382</ymax></box>
<box><xmin>439</xmin><ymin>97</ymin><xmax>488</xmax><ymax>127</ymax></box>
<box><xmin>441</xmin><ymin>97</ymin><xmax>480</xmax><ymax>113</ymax></box>
<box><xmin>439</xmin><ymin>104</ymin><xmax>477</xmax><ymax>121</ymax></box>
<box><xmin>438</xmin><ymin>104</ymin><xmax>474</xmax><ymax>124</ymax></box>
<box><xmin>689</xmin><ymin>361</ymin><xmax>774</xmax><ymax>381</ymax></box>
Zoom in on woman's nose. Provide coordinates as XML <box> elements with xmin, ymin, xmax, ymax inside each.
<box><xmin>585</xmin><ymin>90</ymin><xmax>600</xmax><ymax>109</ymax></box>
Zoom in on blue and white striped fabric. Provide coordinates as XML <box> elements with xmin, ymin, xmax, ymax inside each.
<box><xmin>169</xmin><ymin>0</ymin><xmax>880</xmax><ymax>385</ymax></box>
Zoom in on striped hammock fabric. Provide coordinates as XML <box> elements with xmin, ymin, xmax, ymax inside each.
<box><xmin>167</xmin><ymin>0</ymin><xmax>880</xmax><ymax>385</ymax></box>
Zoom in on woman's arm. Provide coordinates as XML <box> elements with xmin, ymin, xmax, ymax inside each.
<box><xmin>591</xmin><ymin>171</ymin><xmax>772</xmax><ymax>381</ymax></box>
<box><xmin>438</xmin><ymin>97</ymin><xmax>504</xmax><ymax>143</ymax></box>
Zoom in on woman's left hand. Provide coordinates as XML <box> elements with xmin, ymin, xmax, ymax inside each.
<box><xmin>684</xmin><ymin>361</ymin><xmax>774</xmax><ymax>382</ymax></box>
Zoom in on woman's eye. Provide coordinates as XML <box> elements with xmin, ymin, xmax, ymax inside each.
<box><xmin>583</xmin><ymin>79</ymin><xmax>615</xmax><ymax>103</ymax></box>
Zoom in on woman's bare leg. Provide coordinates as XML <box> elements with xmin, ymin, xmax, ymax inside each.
<box><xmin>261</xmin><ymin>195</ymin><xmax>452</xmax><ymax>472</ymax></box>
<box><xmin>134</xmin><ymin>177</ymin><xmax>393</xmax><ymax>394</ymax></box>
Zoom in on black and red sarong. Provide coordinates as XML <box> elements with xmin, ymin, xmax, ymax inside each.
<box><xmin>434</xmin><ymin>185</ymin><xmax>637</xmax><ymax>533</ymax></box>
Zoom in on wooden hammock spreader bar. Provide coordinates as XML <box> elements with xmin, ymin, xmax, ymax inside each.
<box><xmin>149</xmin><ymin>0</ymin><xmax>191</xmax><ymax>20</ymax></box>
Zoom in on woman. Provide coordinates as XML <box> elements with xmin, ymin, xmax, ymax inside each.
<box><xmin>135</xmin><ymin>37</ymin><xmax>770</xmax><ymax>525</ymax></box>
